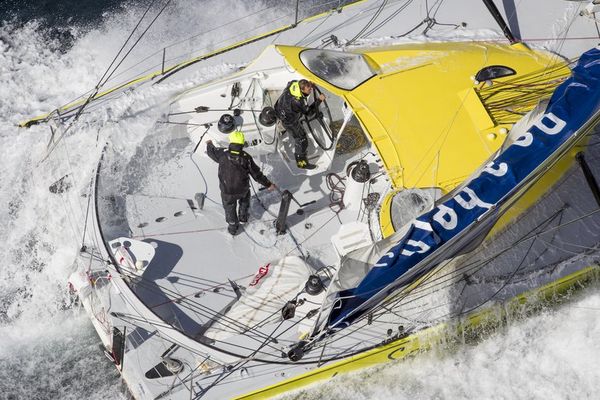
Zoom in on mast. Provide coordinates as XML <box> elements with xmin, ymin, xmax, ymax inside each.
<box><xmin>481</xmin><ymin>0</ymin><xmax>519</xmax><ymax>44</ymax></box>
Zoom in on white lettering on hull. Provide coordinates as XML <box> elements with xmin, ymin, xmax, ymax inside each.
<box><xmin>375</xmin><ymin>111</ymin><xmax>566</xmax><ymax>267</ymax></box>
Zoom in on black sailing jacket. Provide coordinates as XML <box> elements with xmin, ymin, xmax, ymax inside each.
<box><xmin>274</xmin><ymin>81</ymin><xmax>317</xmax><ymax>126</ymax></box>
<box><xmin>207</xmin><ymin>142</ymin><xmax>271</xmax><ymax>195</ymax></box>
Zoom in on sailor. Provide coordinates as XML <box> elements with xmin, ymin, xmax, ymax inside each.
<box><xmin>207</xmin><ymin>131</ymin><xmax>276</xmax><ymax>235</ymax></box>
<box><xmin>274</xmin><ymin>79</ymin><xmax>326</xmax><ymax>169</ymax></box>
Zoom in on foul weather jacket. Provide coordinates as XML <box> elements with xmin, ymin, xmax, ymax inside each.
<box><xmin>274</xmin><ymin>80</ymin><xmax>319</xmax><ymax>127</ymax></box>
<box><xmin>207</xmin><ymin>142</ymin><xmax>271</xmax><ymax>195</ymax></box>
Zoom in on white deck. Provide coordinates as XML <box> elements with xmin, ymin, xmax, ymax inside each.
<box><xmin>73</xmin><ymin>1</ymin><xmax>600</xmax><ymax>399</ymax></box>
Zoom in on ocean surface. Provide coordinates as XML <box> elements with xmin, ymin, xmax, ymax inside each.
<box><xmin>1</xmin><ymin>1</ymin><xmax>600</xmax><ymax>399</ymax></box>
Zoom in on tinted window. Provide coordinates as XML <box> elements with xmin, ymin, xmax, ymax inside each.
<box><xmin>300</xmin><ymin>49</ymin><xmax>377</xmax><ymax>90</ymax></box>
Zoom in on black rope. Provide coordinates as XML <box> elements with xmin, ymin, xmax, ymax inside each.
<box><xmin>310</xmin><ymin>203</ymin><xmax>577</xmax><ymax>352</ymax></box>
<box><xmin>346</xmin><ymin>0</ymin><xmax>388</xmax><ymax>46</ymax></box>
<box><xmin>104</xmin><ymin>0</ymin><xmax>175</xmax><ymax>89</ymax></box>
<box><xmin>98</xmin><ymin>1</ymin><xmax>160</xmax><ymax>88</ymax></box>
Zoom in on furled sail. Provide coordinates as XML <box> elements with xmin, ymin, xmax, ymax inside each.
<box><xmin>312</xmin><ymin>47</ymin><xmax>600</xmax><ymax>337</ymax></box>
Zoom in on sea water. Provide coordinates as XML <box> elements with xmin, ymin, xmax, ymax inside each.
<box><xmin>1</xmin><ymin>1</ymin><xmax>599</xmax><ymax>399</ymax></box>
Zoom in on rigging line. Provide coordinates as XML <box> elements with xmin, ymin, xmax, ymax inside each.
<box><xmin>74</xmin><ymin>0</ymin><xmax>168</xmax><ymax>123</ymax></box>
<box><xmin>346</xmin><ymin>0</ymin><xmax>388</xmax><ymax>46</ymax></box>
<box><xmin>544</xmin><ymin>3</ymin><xmax>582</xmax><ymax>73</ymax></box>
<box><xmin>361</xmin><ymin>0</ymin><xmax>415</xmax><ymax>38</ymax></box>
<box><xmin>116</xmin><ymin>311</ymin><xmax>282</xmax><ymax>360</ymax></box>
<box><xmin>201</xmin><ymin>319</ymin><xmax>288</xmax><ymax>393</ymax></box>
<box><xmin>166</xmin><ymin>338</ymin><xmax>306</xmax><ymax>399</ymax></box>
<box><xmin>124</xmin><ymin>278</ymin><xmax>282</xmax><ymax>346</ymax></box>
<box><xmin>111</xmin><ymin>6</ymin><xmax>297</xmax><ymax>87</ymax></box>
<box><xmin>306</xmin><ymin>315</ymin><xmax>406</xmax><ymax>358</ymax></box>
<box><xmin>80</xmin><ymin>177</ymin><xmax>95</xmax><ymax>249</ymax></box>
<box><xmin>429</xmin><ymin>0</ymin><xmax>445</xmax><ymax>21</ymax></box>
<box><xmin>38</xmin><ymin>3</ymin><xmax>173</xmax><ymax>164</ymax></box>
<box><xmin>130</xmin><ymin>227</ymin><xmax>227</xmax><ymax>239</ymax></box>
<box><xmin>156</xmin><ymin>0</ymin><xmax>352</xmax><ymax>80</ymax></box>
<box><xmin>53</xmin><ymin>138</ymin><xmax>89</xmax><ymax>245</ymax></box>
<box><xmin>546</xmin><ymin>236</ymin><xmax>600</xmax><ymax>253</ymax></box>
<box><xmin>241</xmin><ymin>289</ymin><xmax>310</xmax><ymax>338</ymax></box>
<box><xmin>296</xmin><ymin>9</ymin><xmax>333</xmax><ymax>47</ymax></box>
<box><xmin>189</xmin><ymin>124</ymin><xmax>211</xmax><ymax>196</ymax></box>
<box><xmin>249</xmin><ymin>180</ymin><xmax>279</xmax><ymax>219</ymax></box>
<box><xmin>127</xmin><ymin>279</ymin><xmax>293</xmax><ymax>351</ymax></box>
<box><xmin>96</xmin><ymin>0</ymin><xmax>160</xmax><ymax>90</ymax></box>
<box><xmin>30</xmin><ymin>0</ymin><xmax>341</xmax><ymax>121</ymax></box>
<box><xmin>108</xmin><ymin>311</ymin><xmax>213</xmax><ymax>360</ymax></box>
<box><xmin>155</xmin><ymin>11</ymin><xmax>305</xmax><ymax>84</ymax></box>
<box><xmin>360</xmin><ymin>206</ymin><xmax>568</xmax><ymax>329</ymax></box>
<box><xmin>312</xmin><ymin>341</ymin><xmax>366</xmax><ymax>365</ymax></box>
<box><xmin>393</xmin><ymin>0</ymin><xmax>452</xmax><ymax>39</ymax></box>
<box><xmin>298</xmin><ymin>0</ymin><xmax>392</xmax><ymax>47</ymax></box>
<box><xmin>101</xmin><ymin>0</ymin><xmax>175</xmax><ymax>88</ymax></box>
<box><xmin>456</xmin><ymin>230</ymin><xmax>539</xmax><ymax>318</ymax></box>
<box><xmin>162</xmin><ymin>360</ymin><xmax>201</xmax><ymax>399</ymax></box>
<box><xmin>110</xmin><ymin>288</ymin><xmax>285</xmax><ymax>360</ymax></box>
<box><xmin>397</xmin><ymin>17</ymin><xmax>428</xmax><ymax>38</ymax></box>
<box><xmin>308</xmin><ymin>289</ymin><xmax>435</xmax><ymax>350</ymax></box>
<box><xmin>538</xmin><ymin>236</ymin><xmax>592</xmax><ymax>257</ymax></box>
<box><xmin>380</xmin><ymin>222</ymin><xmax>573</xmax><ymax>322</ymax></box>
<box><xmin>407</xmin><ymin>81</ymin><xmax>476</xmax><ymax>190</ymax></box>
<box><xmin>372</xmin><ymin>303</ymin><xmax>440</xmax><ymax>328</ymax></box>
<box><xmin>157</xmin><ymin>121</ymin><xmax>214</xmax><ymax>127</ymax></box>
<box><xmin>132</xmin><ymin>4</ymin><xmax>279</xmax><ymax>62</ymax></box>
<box><xmin>80</xmin><ymin>246</ymin><xmax>108</xmax><ymax>265</ymax></box>
<box><xmin>382</xmin><ymin>206</ymin><xmax>568</xmax><ymax>309</ymax></box>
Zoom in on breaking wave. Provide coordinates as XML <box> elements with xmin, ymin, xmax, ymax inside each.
<box><xmin>1</xmin><ymin>1</ymin><xmax>599</xmax><ymax>399</ymax></box>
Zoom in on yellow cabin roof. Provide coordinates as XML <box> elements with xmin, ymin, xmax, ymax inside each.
<box><xmin>275</xmin><ymin>43</ymin><xmax>568</xmax><ymax>192</ymax></box>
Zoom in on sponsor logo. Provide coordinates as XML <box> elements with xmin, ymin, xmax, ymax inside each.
<box><xmin>375</xmin><ymin>112</ymin><xmax>567</xmax><ymax>269</ymax></box>
<box><xmin>249</xmin><ymin>263</ymin><xmax>270</xmax><ymax>287</ymax></box>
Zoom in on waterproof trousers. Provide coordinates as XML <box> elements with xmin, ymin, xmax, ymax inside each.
<box><xmin>221</xmin><ymin>190</ymin><xmax>250</xmax><ymax>227</ymax></box>
<box><xmin>284</xmin><ymin>123</ymin><xmax>308</xmax><ymax>161</ymax></box>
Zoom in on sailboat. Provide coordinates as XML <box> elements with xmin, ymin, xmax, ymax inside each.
<box><xmin>22</xmin><ymin>0</ymin><xmax>600</xmax><ymax>398</ymax></box>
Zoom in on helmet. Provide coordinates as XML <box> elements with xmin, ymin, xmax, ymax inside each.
<box><xmin>229</xmin><ymin>130</ymin><xmax>245</xmax><ymax>145</ymax></box>
<box><xmin>259</xmin><ymin>106</ymin><xmax>277</xmax><ymax>127</ymax></box>
<box><xmin>218</xmin><ymin>113</ymin><xmax>235</xmax><ymax>133</ymax></box>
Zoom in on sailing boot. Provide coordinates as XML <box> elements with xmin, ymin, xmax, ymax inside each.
<box><xmin>296</xmin><ymin>155</ymin><xmax>317</xmax><ymax>170</ymax></box>
<box><xmin>227</xmin><ymin>223</ymin><xmax>240</xmax><ymax>235</ymax></box>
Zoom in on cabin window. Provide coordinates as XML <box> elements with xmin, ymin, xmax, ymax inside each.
<box><xmin>300</xmin><ymin>49</ymin><xmax>377</xmax><ymax>90</ymax></box>
<box><xmin>475</xmin><ymin>65</ymin><xmax>516</xmax><ymax>82</ymax></box>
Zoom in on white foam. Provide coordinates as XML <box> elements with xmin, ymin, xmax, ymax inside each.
<box><xmin>279</xmin><ymin>291</ymin><xmax>600</xmax><ymax>400</ymax></box>
<box><xmin>0</xmin><ymin>1</ymin><xmax>285</xmax><ymax>397</ymax></box>
<box><xmin>2</xmin><ymin>1</ymin><xmax>599</xmax><ymax>399</ymax></box>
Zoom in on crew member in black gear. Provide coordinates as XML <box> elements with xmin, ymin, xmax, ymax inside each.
<box><xmin>207</xmin><ymin>130</ymin><xmax>276</xmax><ymax>235</ymax></box>
<box><xmin>274</xmin><ymin>79</ymin><xmax>326</xmax><ymax>169</ymax></box>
